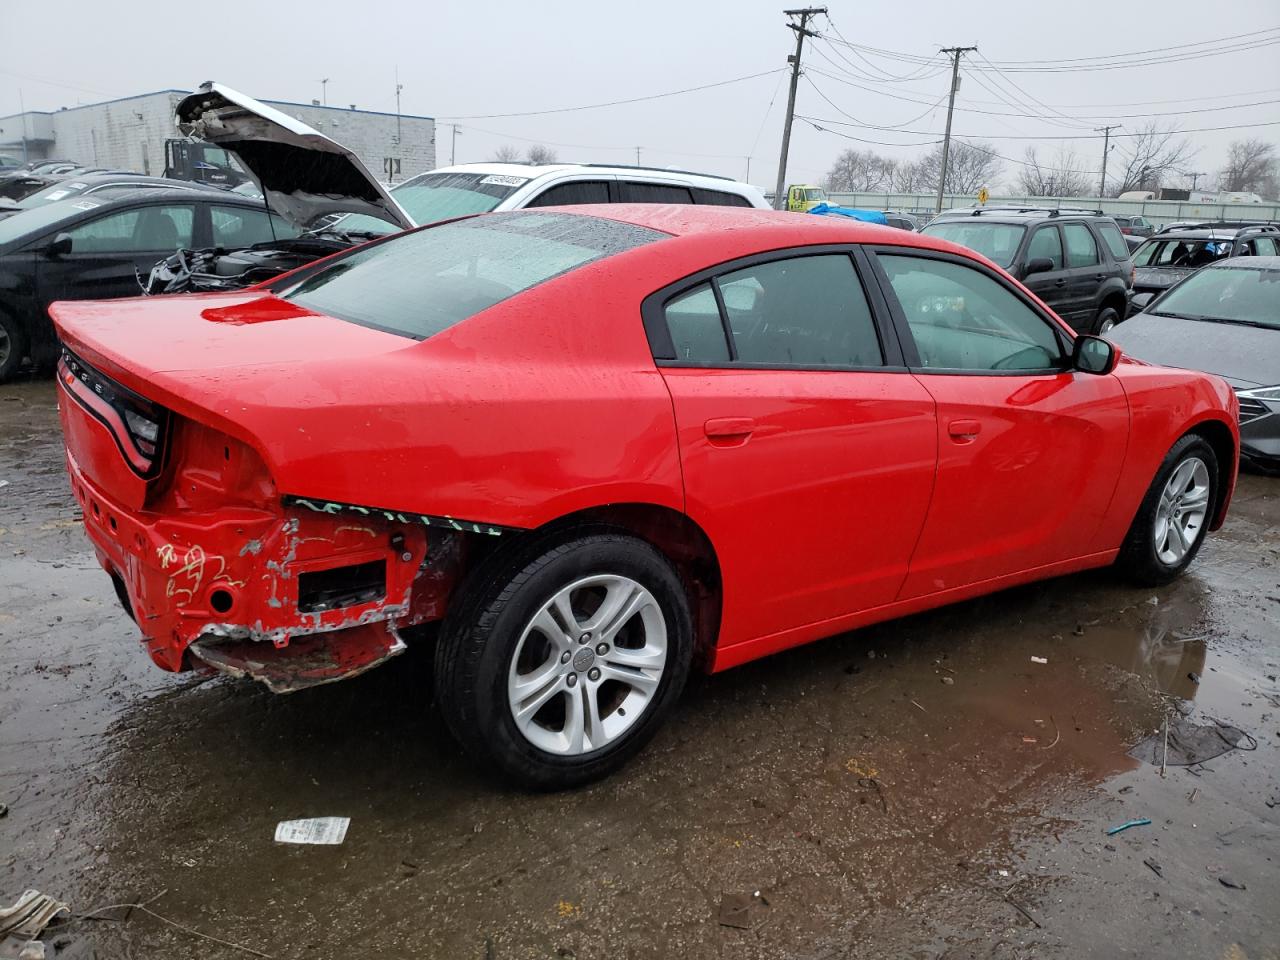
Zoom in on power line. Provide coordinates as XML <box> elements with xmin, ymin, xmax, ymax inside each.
<box><xmin>437</xmin><ymin>68</ymin><xmax>785</xmax><ymax>120</ymax></box>
<box><xmin>798</xmin><ymin>113</ymin><xmax>1280</xmax><ymax>142</ymax></box>
<box><xmin>820</xmin><ymin>16</ymin><xmax>947</xmax><ymax>82</ymax></box>
<box><xmin>803</xmin><ymin>74</ymin><xmax>947</xmax><ymax>130</ymax></box>
<box><xmin>796</xmin><ymin>117</ymin><xmax>941</xmax><ymax>148</ymax></box>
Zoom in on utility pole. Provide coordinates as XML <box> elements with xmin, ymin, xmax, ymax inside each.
<box><xmin>773</xmin><ymin>6</ymin><xmax>826</xmax><ymax>209</ymax></box>
<box><xmin>1187</xmin><ymin>171</ymin><xmax>1205</xmax><ymax>191</ymax></box>
<box><xmin>319</xmin><ymin>78</ymin><xmax>330</xmax><ymax>106</ymax></box>
<box><xmin>635</xmin><ymin>146</ymin><xmax>642</xmax><ymax>166</ymax></box>
<box><xmin>450</xmin><ymin>124</ymin><xmax>461</xmax><ymax>166</ymax></box>
<box><xmin>1095</xmin><ymin>124</ymin><xmax>1120</xmax><ymax>198</ymax></box>
<box><xmin>394</xmin><ymin>68</ymin><xmax>403</xmax><ymax>147</ymax></box>
<box><xmin>935</xmin><ymin>46</ymin><xmax>977</xmax><ymax>214</ymax></box>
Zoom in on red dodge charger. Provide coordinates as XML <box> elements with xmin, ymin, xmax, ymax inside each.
<box><xmin>52</xmin><ymin>205</ymin><xmax>1238</xmax><ymax>787</ymax></box>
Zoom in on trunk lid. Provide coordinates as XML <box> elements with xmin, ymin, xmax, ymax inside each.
<box><xmin>174</xmin><ymin>82</ymin><xmax>414</xmax><ymax>231</ymax></box>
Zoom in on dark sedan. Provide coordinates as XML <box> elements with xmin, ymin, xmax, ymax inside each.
<box><xmin>0</xmin><ymin>173</ymin><xmax>218</xmax><ymax>220</ymax></box>
<box><xmin>0</xmin><ymin>188</ymin><xmax>298</xmax><ymax>381</ymax></box>
<box><xmin>1110</xmin><ymin>256</ymin><xmax>1280</xmax><ymax>472</ymax></box>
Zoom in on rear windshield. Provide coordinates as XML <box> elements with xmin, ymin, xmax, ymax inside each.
<box><xmin>16</xmin><ymin>180</ymin><xmax>94</xmax><ymax>208</ymax></box>
<box><xmin>1135</xmin><ymin>237</ymin><xmax>1234</xmax><ymax>268</ymax></box>
<box><xmin>1153</xmin><ymin>264</ymin><xmax>1280</xmax><ymax>328</ymax></box>
<box><xmin>920</xmin><ymin>221</ymin><xmax>1025</xmax><ymax>268</ymax></box>
<box><xmin>281</xmin><ymin>211</ymin><xmax>666</xmax><ymax>340</ymax></box>
<box><xmin>336</xmin><ymin>171</ymin><xmax>531</xmax><ymax>236</ymax></box>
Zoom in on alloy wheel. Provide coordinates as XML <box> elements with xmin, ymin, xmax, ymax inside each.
<box><xmin>507</xmin><ymin>574</ymin><xmax>667</xmax><ymax>755</ymax></box>
<box><xmin>1153</xmin><ymin>456</ymin><xmax>1211</xmax><ymax>565</ymax></box>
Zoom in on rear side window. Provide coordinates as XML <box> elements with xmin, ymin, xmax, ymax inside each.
<box><xmin>282</xmin><ymin>212</ymin><xmax>666</xmax><ymax>340</ymax></box>
<box><xmin>1026</xmin><ymin>226</ymin><xmax>1063</xmax><ymax>270</ymax></box>
<box><xmin>1097</xmin><ymin>222</ymin><xmax>1130</xmax><ymax>261</ymax></box>
<box><xmin>1254</xmin><ymin>237</ymin><xmax>1279</xmax><ymax>256</ymax></box>
<box><xmin>720</xmin><ymin>256</ymin><xmax>883</xmax><ymax>367</ymax></box>
<box><xmin>524</xmin><ymin>181</ymin><xmax>611</xmax><ymax>207</ymax></box>
<box><xmin>621</xmin><ymin>182</ymin><xmax>694</xmax><ymax>204</ymax></box>
<box><xmin>690</xmin><ymin>187</ymin><xmax>752</xmax><ymax>208</ymax></box>
<box><xmin>1062</xmin><ymin>223</ymin><xmax>1100</xmax><ymax>267</ymax></box>
<box><xmin>664</xmin><ymin>284</ymin><xmax>729</xmax><ymax>362</ymax></box>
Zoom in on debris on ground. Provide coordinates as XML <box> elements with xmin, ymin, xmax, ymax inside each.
<box><xmin>1129</xmin><ymin>717</ymin><xmax>1257</xmax><ymax>767</ymax></box>
<box><xmin>1031</xmin><ymin>656</ymin><xmax>1048</xmax><ymax>664</ymax></box>
<box><xmin>0</xmin><ymin>889</ymin><xmax>69</xmax><ymax>960</ymax></box>
<box><xmin>273</xmin><ymin>817</ymin><xmax>350</xmax><ymax>845</ymax></box>
<box><xmin>1143</xmin><ymin>858</ymin><xmax>1164</xmax><ymax>879</ymax></box>
<box><xmin>718</xmin><ymin>891</ymin><xmax>768</xmax><ymax>929</ymax></box>
<box><xmin>1105</xmin><ymin>818</ymin><xmax>1152</xmax><ymax>836</ymax></box>
<box><xmin>1219</xmin><ymin>877</ymin><xmax>1247</xmax><ymax>890</ymax></box>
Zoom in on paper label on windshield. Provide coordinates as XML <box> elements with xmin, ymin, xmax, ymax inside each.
<box><xmin>274</xmin><ymin>817</ymin><xmax>350</xmax><ymax>845</ymax></box>
<box><xmin>480</xmin><ymin>175</ymin><xmax>528</xmax><ymax>187</ymax></box>
<box><xmin>72</xmin><ymin>200</ymin><xmax>100</xmax><ymax>210</ymax></box>
<box><xmin>68</xmin><ymin>182</ymin><xmax>86</xmax><ymax>189</ymax></box>
<box><xmin>44</xmin><ymin>190</ymin><xmax>70</xmax><ymax>201</ymax></box>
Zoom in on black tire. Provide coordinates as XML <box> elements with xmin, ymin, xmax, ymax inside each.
<box><xmin>434</xmin><ymin>530</ymin><xmax>693</xmax><ymax>789</ymax></box>
<box><xmin>0</xmin><ymin>311</ymin><xmax>27</xmax><ymax>384</ymax></box>
<box><xmin>1094</xmin><ymin>303</ymin><xmax>1121</xmax><ymax>335</ymax></box>
<box><xmin>1116</xmin><ymin>434</ymin><xmax>1219</xmax><ymax>586</ymax></box>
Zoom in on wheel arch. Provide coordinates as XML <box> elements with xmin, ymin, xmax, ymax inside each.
<box><xmin>1184</xmin><ymin>417</ymin><xmax>1237</xmax><ymax>530</ymax></box>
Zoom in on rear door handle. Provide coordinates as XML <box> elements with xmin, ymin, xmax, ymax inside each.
<box><xmin>948</xmin><ymin>419</ymin><xmax>982</xmax><ymax>442</ymax></box>
<box><xmin>1054</xmin><ymin>279</ymin><xmax>1068</xmax><ymax>287</ymax></box>
<box><xmin>704</xmin><ymin>417</ymin><xmax>755</xmax><ymax>442</ymax></box>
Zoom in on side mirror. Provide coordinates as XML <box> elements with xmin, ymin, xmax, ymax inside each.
<box><xmin>1073</xmin><ymin>335</ymin><xmax>1118</xmax><ymax>375</ymax></box>
<box><xmin>1130</xmin><ymin>291</ymin><xmax>1155</xmax><ymax>312</ymax></box>
<box><xmin>1024</xmin><ymin>257</ymin><xmax>1055</xmax><ymax>277</ymax></box>
<box><xmin>47</xmin><ymin>233</ymin><xmax>73</xmax><ymax>258</ymax></box>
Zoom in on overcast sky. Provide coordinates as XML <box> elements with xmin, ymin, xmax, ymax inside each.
<box><xmin>2</xmin><ymin>0</ymin><xmax>1278</xmax><ymax>191</ymax></box>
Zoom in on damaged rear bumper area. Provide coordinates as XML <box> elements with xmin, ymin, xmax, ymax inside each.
<box><xmin>56</xmin><ymin>352</ymin><xmax>453</xmax><ymax>692</ymax></box>
<box><xmin>68</xmin><ymin>446</ymin><xmax>435</xmax><ymax>691</ymax></box>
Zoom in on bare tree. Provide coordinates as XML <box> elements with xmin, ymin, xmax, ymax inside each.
<box><xmin>1110</xmin><ymin>122</ymin><xmax>1195</xmax><ymax>195</ymax></box>
<box><xmin>1219</xmin><ymin>139</ymin><xmax>1277</xmax><ymax>196</ymax></box>
<box><xmin>491</xmin><ymin>145</ymin><xmax>523</xmax><ymax>163</ymax></box>
<box><xmin>525</xmin><ymin>144</ymin><xmax>558</xmax><ymax>165</ymax></box>
<box><xmin>824</xmin><ymin>149</ymin><xmax>896</xmax><ymax>192</ymax></box>
<box><xmin>890</xmin><ymin>158</ymin><xmax>928</xmax><ymax>193</ymax></box>
<box><xmin>914</xmin><ymin>141</ymin><xmax>1003</xmax><ymax>194</ymax></box>
<box><xmin>1017</xmin><ymin>147</ymin><xmax>1091</xmax><ymax>197</ymax></box>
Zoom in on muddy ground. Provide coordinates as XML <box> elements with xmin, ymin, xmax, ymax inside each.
<box><xmin>1</xmin><ymin>374</ymin><xmax>1277</xmax><ymax>960</ymax></box>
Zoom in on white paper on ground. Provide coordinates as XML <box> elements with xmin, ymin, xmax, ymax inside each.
<box><xmin>274</xmin><ymin>816</ymin><xmax>350</xmax><ymax>845</ymax></box>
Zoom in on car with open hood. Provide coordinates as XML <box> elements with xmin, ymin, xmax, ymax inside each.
<box><xmin>0</xmin><ymin>187</ymin><xmax>297</xmax><ymax>381</ymax></box>
<box><xmin>53</xmin><ymin>204</ymin><xmax>1238</xmax><ymax>788</ymax></box>
<box><xmin>1110</xmin><ymin>256</ymin><xmax>1280</xmax><ymax>473</ymax></box>
<box><xmin>144</xmin><ymin>82</ymin><xmax>770</xmax><ymax>294</ymax></box>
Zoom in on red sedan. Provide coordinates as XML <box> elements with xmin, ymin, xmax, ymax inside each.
<box><xmin>52</xmin><ymin>206</ymin><xmax>1238</xmax><ymax>787</ymax></box>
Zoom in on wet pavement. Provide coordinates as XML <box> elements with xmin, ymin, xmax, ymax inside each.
<box><xmin>1</xmin><ymin>374</ymin><xmax>1277</xmax><ymax>959</ymax></box>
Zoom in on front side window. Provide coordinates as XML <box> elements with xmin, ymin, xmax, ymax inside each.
<box><xmin>66</xmin><ymin>205</ymin><xmax>194</xmax><ymax>252</ymax></box>
<box><xmin>1062</xmin><ymin>223</ymin><xmax>1099</xmax><ymax>267</ymax></box>
<box><xmin>879</xmin><ymin>254</ymin><xmax>1064</xmax><ymax>372</ymax></box>
<box><xmin>211</xmin><ymin>205</ymin><xmax>301</xmax><ymax>247</ymax></box>
<box><xmin>719</xmin><ymin>255</ymin><xmax>883</xmax><ymax>367</ymax></box>
<box><xmin>1253</xmin><ymin>237</ymin><xmax>1279</xmax><ymax>256</ymax></box>
<box><xmin>620</xmin><ymin>182</ymin><xmax>694</xmax><ymax>204</ymax></box>
<box><xmin>1135</xmin><ymin>237</ymin><xmax>1235</xmax><ymax>268</ymax></box>
<box><xmin>282</xmin><ymin>212</ymin><xmax>666</xmax><ymax>340</ymax></box>
<box><xmin>525</xmin><ymin>181</ymin><xmax>611</xmax><ymax>207</ymax></box>
<box><xmin>1026</xmin><ymin>225</ymin><xmax>1064</xmax><ymax>270</ymax></box>
<box><xmin>920</xmin><ymin>221</ymin><xmax>1025</xmax><ymax>268</ymax></box>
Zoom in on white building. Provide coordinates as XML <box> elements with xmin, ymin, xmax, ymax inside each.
<box><xmin>0</xmin><ymin>89</ymin><xmax>436</xmax><ymax>183</ymax></box>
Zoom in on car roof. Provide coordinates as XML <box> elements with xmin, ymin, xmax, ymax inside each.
<box><xmin>429</xmin><ymin>161</ymin><xmax>748</xmax><ymax>189</ymax></box>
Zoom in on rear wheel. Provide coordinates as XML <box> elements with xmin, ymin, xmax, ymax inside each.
<box><xmin>1094</xmin><ymin>303</ymin><xmax>1121</xmax><ymax>335</ymax></box>
<box><xmin>1116</xmin><ymin>435</ymin><xmax>1218</xmax><ymax>586</ymax></box>
<box><xmin>434</xmin><ymin>531</ymin><xmax>693</xmax><ymax>789</ymax></box>
<box><xmin>0</xmin><ymin>312</ymin><xmax>27</xmax><ymax>383</ymax></box>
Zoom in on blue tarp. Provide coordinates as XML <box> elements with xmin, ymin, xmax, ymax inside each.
<box><xmin>807</xmin><ymin>202</ymin><xmax>888</xmax><ymax>224</ymax></box>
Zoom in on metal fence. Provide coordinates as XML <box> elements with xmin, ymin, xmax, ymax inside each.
<box><xmin>826</xmin><ymin>192</ymin><xmax>1280</xmax><ymax>228</ymax></box>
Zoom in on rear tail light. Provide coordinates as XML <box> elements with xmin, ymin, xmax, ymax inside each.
<box><xmin>59</xmin><ymin>348</ymin><xmax>170</xmax><ymax>477</ymax></box>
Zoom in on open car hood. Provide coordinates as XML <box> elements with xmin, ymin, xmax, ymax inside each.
<box><xmin>175</xmin><ymin>82</ymin><xmax>413</xmax><ymax>231</ymax></box>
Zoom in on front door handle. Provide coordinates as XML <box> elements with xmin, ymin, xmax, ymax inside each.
<box><xmin>704</xmin><ymin>417</ymin><xmax>755</xmax><ymax>443</ymax></box>
<box><xmin>1054</xmin><ymin>279</ymin><xmax>1068</xmax><ymax>287</ymax></box>
<box><xmin>948</xmin><ymin>419</ymin><xmax>982</xmax><ymax>442</ymax></box>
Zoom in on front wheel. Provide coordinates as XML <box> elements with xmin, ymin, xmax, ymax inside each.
<box><xmin>1116</xmin><ymin>435</ymin><xmax>1218</xmax><ymax>586</ymax></box>
<box><xmin>434</xmin><ymin>531</ymin><xmax>693</xmax><ymax>789</ymax></box>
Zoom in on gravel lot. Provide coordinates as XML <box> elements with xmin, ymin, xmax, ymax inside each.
<box><xmin>2</xmin><ymin>374</ymin><xmax>1277</xmax><ymax>959</ymax></box>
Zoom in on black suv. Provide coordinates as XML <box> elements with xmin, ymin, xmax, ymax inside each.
<box><xmin>922</xmin><ymin>207</ymin><xmax>1133</xmax><ymax>334</ymax></box>
<box><xmin>1131</xmin><ymin>222</ymin><xmax>1280</xmax><ymax>300</ymax></box>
